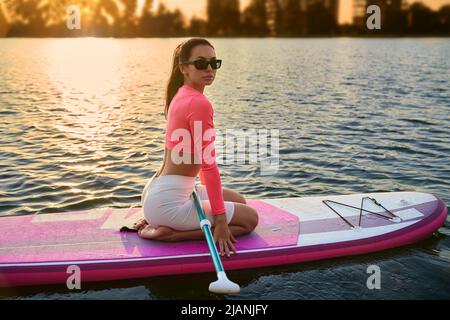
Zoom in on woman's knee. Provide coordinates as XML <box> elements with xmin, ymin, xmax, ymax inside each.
<box><xmin>223</xmin><ymin>188</ymin><xmax>247</xmax><ymax>204</ymax></box>
<box><xmin>231</xmin><ymin>203</ymin><xmax>258</xmax><ymax>233</ymax></box>
<box><xmin>237</xmin><ymin>194</ymin><xmax>247</xmax><ymax>205</ymax></box>
<box><xmin>246</xmin><ymin>207</ymin><xmax>258</xmax><ymax>231</ymax></box>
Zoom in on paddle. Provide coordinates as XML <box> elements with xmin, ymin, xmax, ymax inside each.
<box><xmin>192</xmin><ymin>189</ymin><xmax>240</xmax><ymax>294</ymax></box>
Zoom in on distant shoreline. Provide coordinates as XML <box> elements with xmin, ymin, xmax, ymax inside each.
<box><xmin>1</xmin><ymin>35</ymin><xmax>450</xmax><ymax>39</ymax></box>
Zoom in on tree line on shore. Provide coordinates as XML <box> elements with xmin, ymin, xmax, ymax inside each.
<box><xmin>1</xmin><ymin>0</ymin><xmax>449</xmax><ymax>37</ymax></box>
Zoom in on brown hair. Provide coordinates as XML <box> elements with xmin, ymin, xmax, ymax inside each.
<box><xmin>164</xmin><ymin>38</ymin><xmax>214</xmax><ymax>119</ymax></box>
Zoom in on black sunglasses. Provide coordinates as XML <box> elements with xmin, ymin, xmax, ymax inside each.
<box><xmin>185</xmin><ymin>59</ymin><xmax>222</xmax><ymax>70</ymax></box>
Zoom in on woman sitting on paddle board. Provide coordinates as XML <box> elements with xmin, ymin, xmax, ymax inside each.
<box><xmin>135</xmin><ymin>38</ymin><xmax>259</xmax><ymax>256</ymax></box>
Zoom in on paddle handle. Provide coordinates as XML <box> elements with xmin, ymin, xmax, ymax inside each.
<box><xmin>192</xmin><ymin>190</ymin><xmax>225</xmax><ymax>273</ymax></box>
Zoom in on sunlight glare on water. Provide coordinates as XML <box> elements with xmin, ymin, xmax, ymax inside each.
<box><xmin>46</xmin><ymin>39</ymin><xmax>124</xmax><ymax>156</ymax></box>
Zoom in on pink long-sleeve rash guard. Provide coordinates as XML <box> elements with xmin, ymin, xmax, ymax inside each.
<box><xmin>165</xmin><ymin>84</ymin><xmax>226</xmax><ymax>215</ymax></box>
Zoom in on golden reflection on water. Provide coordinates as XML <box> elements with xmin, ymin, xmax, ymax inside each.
<box><xmin>45</xmin><ymin>38</ymin><xmax>126</xmax><ymax>159</ymax></box>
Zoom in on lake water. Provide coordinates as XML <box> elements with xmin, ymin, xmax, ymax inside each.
<box><xmin>0</xmin><ymin>38</ymin><xmax>449</xmax><ymax>299</ymax></box>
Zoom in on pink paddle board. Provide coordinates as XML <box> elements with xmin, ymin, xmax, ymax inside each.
<box><xmin>0</xmin><ymin>191</ymin><xmax>447</xmax><ymax>287</ymax></box>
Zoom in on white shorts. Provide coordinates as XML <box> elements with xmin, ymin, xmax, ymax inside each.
<box><xmin>141</xmin><ymin>173</ymin><xmax>235</xmax><ymax>231</ymax></box>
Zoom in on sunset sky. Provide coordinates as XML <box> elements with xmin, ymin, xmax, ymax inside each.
<box><xmin>156</xmin><ymin>0</ymin><xmax>450</xmax><ymax>25</ymax></box>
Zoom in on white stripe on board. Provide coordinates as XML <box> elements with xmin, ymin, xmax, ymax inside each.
<box><xmin>0</xmin><ymin>240</ymin><xmax>128</xmax><ymax>251</ymax></box>
<box><xmin>296</xmin><ymin>220</ymin><xmax>418</xmax><ymax>246</ymax></box>
<box><xmin>0</xmin><ymin>244</ymin><xmax>300</xmax><ymax>268</ymax></box>
<box><xmin>31</xmin><ymin>208</ymin><xmax>108</xmax><ymax>223</ymax></box>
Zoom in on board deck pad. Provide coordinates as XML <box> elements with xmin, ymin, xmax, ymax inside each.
<box><xmin>0</xmin><ymin>200</ymin><xmax>299</xmax><ymax>263</ymax></box>
<box><xmin>0</xmin><ymin>191</ymin><xmax>447</xmax><ymax>287</ymax></box>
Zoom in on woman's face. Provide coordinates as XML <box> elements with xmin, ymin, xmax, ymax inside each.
<box><xmin>180</xmin><ymin>45</ymin><xmax>217</xmax><ymax>88</ymax></box>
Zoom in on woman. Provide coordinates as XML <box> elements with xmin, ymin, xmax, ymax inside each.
<box><xmin>135</xmin><ymin>38</ymin><xmax>259</xmax><ymax>257</ymax></box>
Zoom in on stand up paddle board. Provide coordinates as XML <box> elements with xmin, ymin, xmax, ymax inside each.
<box><xmin>0</xmin><ymin>191</ymin><xmax>447</xmax><ymax>287</ymax></box>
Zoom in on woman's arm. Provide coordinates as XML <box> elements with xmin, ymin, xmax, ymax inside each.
<box><xmin>187</xmin><ymin>96</ymin><xmax>226</xmax><ymax>215</ymax></box>
<box><xmin>199</xmin><ymin>168</ymin><xmax>206</xmax><ymax>185</ymax></box>
<box><xmin>187</xmin><ymin>96</ymin><xmax>236</xmax><ymax>255</ymax></box>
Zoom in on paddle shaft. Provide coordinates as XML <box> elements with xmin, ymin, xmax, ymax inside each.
<box><xmin>192</xmin><ymin>190</ymin><xmax>225</xmax><ymax>273</ymax></box>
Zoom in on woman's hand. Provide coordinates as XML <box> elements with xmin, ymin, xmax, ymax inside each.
<box><xmin>213</xmin><ymin>214</ymin><xmax>237</xmax><ymax>256</ymax></box>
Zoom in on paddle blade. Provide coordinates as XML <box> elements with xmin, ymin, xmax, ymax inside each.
<box><xmin>208</xmin><ymin>271</ymin><xmax>240</xmax><ymax>294</ymax></box>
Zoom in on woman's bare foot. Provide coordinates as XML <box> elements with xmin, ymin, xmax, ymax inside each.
<box><xmin>138</xmin><ymin>225</ymin><xmax>175</xmax><ymax>241</ymax></box>
<box><xmin>132</xmin><ymin>218</ymin><xmax>148</xmax><ymax>231</ymax></box>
